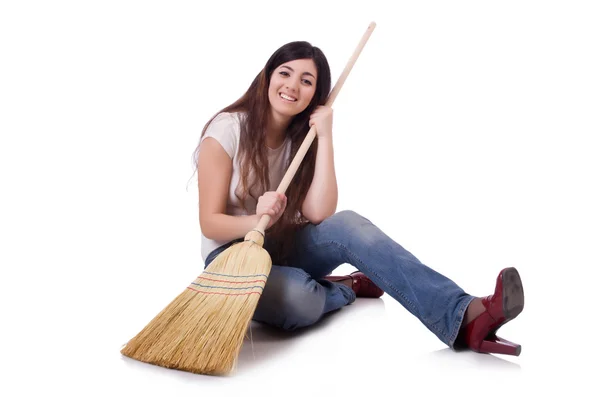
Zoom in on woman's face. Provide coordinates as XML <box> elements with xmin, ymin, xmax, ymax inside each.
<box><xmin>268</xmin><ymin>58</ymin><xmax>318</xmax><ymax>120</ymax></box>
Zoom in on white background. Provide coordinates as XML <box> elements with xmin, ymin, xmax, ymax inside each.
<box><xmin>1</xmin><ymin>1</ymin><xmax>599</xmax><ymax>395</ymax></box>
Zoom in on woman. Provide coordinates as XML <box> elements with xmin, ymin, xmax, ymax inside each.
<box><xmin>193</xmin><ymin>41</ymin><xmax>525</xmax><ymax>356</ymax></box>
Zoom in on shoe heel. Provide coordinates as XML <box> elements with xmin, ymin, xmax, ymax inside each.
<box><xmin>480</xmin><ymin>336</ymin><xmax>521</xmax><ymax>356</ymax></box>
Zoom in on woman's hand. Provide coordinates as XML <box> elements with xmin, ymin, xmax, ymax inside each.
<box><xmin>256</xmin><ymin>191</ymin><xmax>287</xmax><ymax>229</ymax></box>
<box><xmin>309</xmin><ymin>106</ymin><xmax>333</xmax><ymax>140</ymax></box>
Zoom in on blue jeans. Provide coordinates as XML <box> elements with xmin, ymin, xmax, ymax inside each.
<box><xmin>204</xmin><ymin>210</ymin><xmax>475</xmax><ymax>348</ymax></box>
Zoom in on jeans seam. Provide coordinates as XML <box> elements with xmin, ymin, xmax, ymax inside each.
<box><xmin>449</xmin><ymin>295</ymin><xmax>475</xmax><ymax>348</ymax></box>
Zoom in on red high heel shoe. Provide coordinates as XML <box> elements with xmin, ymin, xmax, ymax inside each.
<box><xmin>324</xmin><ymin>271</ymin><xmax>384</xmax><ymax>298</ymax></box>
<box><xmin>461</xmin><ymin>267</ymin><xmax>525</xmax><ymax>356</ymax></box>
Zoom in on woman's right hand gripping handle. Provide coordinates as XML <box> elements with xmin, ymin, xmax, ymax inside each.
<box><xmin>256</xmin><ymin>191</ymin><xmax>287</xmax><ymax>229</ymax></box>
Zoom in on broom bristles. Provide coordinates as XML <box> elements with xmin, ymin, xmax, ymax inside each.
<box><xmin>121</xmin><ymin>235</ymin><xmax>271</xmax><ymax>375</ymax></box>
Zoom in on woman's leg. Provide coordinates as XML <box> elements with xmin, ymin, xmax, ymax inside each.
<box><xmin>250</xmin><ymin>265</ymin><xmax>356</xmax><ymax>331</ymax></box>
<box><xmin>204</xmin><ymin>243</ymin><xmax>356</xmax><ymax>331</ymax></box>
<box><xmin>203</xmin><ymin>211</ymin><xmax>523</xmax><ymax>353</ymax></box>
<box><xmin>285</xmin><ymin>210</ymin><xmax>476</xmax><ymax>348</ymax></box>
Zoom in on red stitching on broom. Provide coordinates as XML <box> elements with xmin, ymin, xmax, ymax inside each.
<box><xmin>186</xmin><ymin>287</ymin><xmax>262</xmax><ymax>296</ymax></box>
<box><xmin>202</xmin><ymin>270</ymin><xmax>268</xmax><ymax>278</ymax></box>
<box><xmin>196</xmin><ymin>276</ymin><xmax>266</xmax><ymax>285</ymax></box>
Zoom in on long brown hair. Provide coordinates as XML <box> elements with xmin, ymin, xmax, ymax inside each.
<box><xmin>193</xmin><ymin>41</ymin><xmax>332</xmax><ymax>264</ymax></box>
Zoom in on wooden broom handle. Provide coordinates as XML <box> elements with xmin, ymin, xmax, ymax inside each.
<box><xmin>255</xmin><ymin>22</ymin><xmax>376</xmax><ymax>233</ymax></box>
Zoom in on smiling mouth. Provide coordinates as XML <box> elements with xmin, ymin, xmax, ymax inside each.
<box><xmin>279</xmin><ymin>92</ymin><xmax>297</xmax><ymax>102</ymax></box>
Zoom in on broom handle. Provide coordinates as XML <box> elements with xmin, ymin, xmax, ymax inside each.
<box><xmin>255</xmin><ymin>21</ymin><xmax>376</xmax><ymax>234</ymax></box>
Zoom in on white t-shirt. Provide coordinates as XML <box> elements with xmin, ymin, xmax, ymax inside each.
<box><xmin>199</xmin><ymin>112</ymin><xmax>292</xmax><ymax>262</ymax></box>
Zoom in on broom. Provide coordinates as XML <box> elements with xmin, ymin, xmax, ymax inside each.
<box><xmin>120</xmin><ymin>21</ymin><xmax>377</xmax><ymax>376</ymax></box>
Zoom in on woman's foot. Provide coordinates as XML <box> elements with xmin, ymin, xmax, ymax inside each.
<box><xmin>324</xmin><ymin>271</ymin><xmax>384</xmax><ymax>298</ymax></box>
<box><xmin>462</xmin><ymin>297</ymin><xmax>486</xmax><ymax>325</ymax></box>
<box><xmin>458</xmin><ymin>267</ymin><xmax>525</xmax><ymax>356</ymax></box>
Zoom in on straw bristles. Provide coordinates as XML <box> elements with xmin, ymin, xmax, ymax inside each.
<box><xmin>120</xmin><ymin>234</ymin><xmax>271</xmax><ymax>375</ymax></box>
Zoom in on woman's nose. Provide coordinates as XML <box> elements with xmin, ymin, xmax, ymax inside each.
<box><xmin>286</xmin><ymin>79</ymin><xmax>299</xmax><ymax>91</ymax></box>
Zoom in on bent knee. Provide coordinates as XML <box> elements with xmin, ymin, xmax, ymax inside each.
<box><xmin>327</xmin><ymin>210</ymin><xmax>371</xmax><ymax>229</ymax></box>
<box><xmin>284</xmin><ymin>283</ymin><xmax>325</xmax><ymax>330</ymax></box>
<box><xmin>255</xmin><ymin>270</ymin><xmax>325</xmax><ymax>331</ymax></box>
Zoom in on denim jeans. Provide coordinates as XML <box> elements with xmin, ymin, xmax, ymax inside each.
<box><xmin>204</xmin><ymin>210</ymin><xmax>475</xmax><ymax>347</ymax></box>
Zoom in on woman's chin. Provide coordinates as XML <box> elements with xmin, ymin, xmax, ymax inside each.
<box><xmin>271</xmin><ymin>106</ymin><xmax>301</xmax><ymax>119</ymax></box>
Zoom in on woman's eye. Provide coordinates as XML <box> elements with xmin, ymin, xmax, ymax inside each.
<box><xmin>279</xmin><ymin>71</ymin><xmax>289</xmax><ymax>76</ymax></box>
<box><xmin>302</xmin><ymin>79</ymin><xmax>313</xmax><ymax>86</ymax></box>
